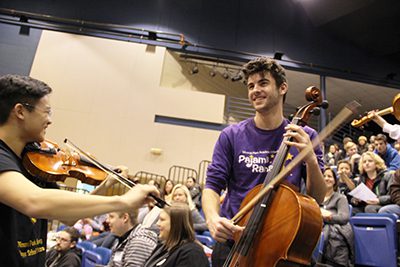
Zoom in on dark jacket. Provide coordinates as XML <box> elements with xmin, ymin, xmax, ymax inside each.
<box><xmin>45</xmin><ymin>247</ymin><xmax>82</xmax><ymax>267</ymax></box>
<box><xmin>376</xmin><ymin>144</ymin><xmax>400</xmax><ymax>171</ymax></box>
<box><xmin>144</xmin><ymin>241</ymin><xmax>209</xmax><ymax>267</ymax></box>
<box><xmin>390</xmin><ymin>170</ymin><xmax>400</xmax><ymax>205</ymax></box>
<box><xmin>352</xmin><ymin>169</ymin><xmax>393</xmax><ymax>206</ymax></box>
<box><xmin>320</xmin><ymin>192</ymin><xmax>354</xmax><ymax>266</ymax></box>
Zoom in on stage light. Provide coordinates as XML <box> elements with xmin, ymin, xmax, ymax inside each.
<box><xmin>273</xmin><ymin>52</ymin><xmax>284</xmax><ymax>60</ymax></box>
<box><xmin>19</xmin><ymin>16</ymin><xmax>30</xmax><ymax>36</ymax></box>
<box><xmin>189</xmin><ymin>64</ymin><xmax>199</xmax><ymax>75</ymax></box>
<box><xmin>231</xmin><ymin>72</ymin><xmax>243</xmax><ymax>82</ymax></box>
<box><xmin>222</xmin><ymin>69</ymin><xmax>230</xmax><ymax>79</ymax></box>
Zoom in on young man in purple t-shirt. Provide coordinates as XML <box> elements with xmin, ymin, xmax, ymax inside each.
<box><xmin>202</xmin><ymin>57</ymin><xmax>326</xmax><ymax>267</ymax></box>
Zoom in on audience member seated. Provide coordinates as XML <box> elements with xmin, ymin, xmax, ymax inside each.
<box><xmin>138</xmin><ymin>201</ymin><xmax>161</xmax><ymax>235</ymax></box>
<box><xmin>186</xmin><ymin>176</ymin><xmax>202</xmax><ymax>210</ymax></box>
<box><xmin>318</xmin><ymin>167</ymin><xmax>354</xmax><ymax>266</ymax></box>
<box><xmin>148</xmin><ymin>179</ymin><xmax>161</xmax><ymax>190</ymax></box>
<box><xmin>143</xmin><ymin>202</ymin><xmax>209</xmax><ymax>267</ymax></box>
<box><xmin>171</xmin><ymin>184</ymin><xmax>208</xmax><ymax>233</ymax></box>
<box><xmin>344</xmin><ymin>141</ymin><xmax>361</xmax><ymax>177</ymax></box>
<box><xmin>105</xmin><ymin>209</ymin><xmax>157</xmax><ymax>267</ymax></box>
<box><xmin>351</xmin><ymin>152</ymin><xmax>394</xmax><ymax>214</ymax></box>
<box><xmin>373</xmin><ymin>134</ymin><xmax>400</xmax><ymax>171</ymax></box>
<box><xmin>45</xmin><ymin>227</ymin><xmax>82</xmax><ymax>267</ymax></box>
<box><xmin>357</xmin><ymin>135</ymin><xmax>369</xmax><ymax>154</ymax></box>
<box><xmin>367</xmin><ymin>143</ymin><xmax>375</xmax><ymax>152</ymax></box>
<box><xmin>163</xmin><ymin>179</ymin><xmax>175</xmax><ymax>203</ymax></box>
<box><xmin>336</xmin><ymin>160</ymin><xmax>356</xmax><ymax>202</ymax></box>
<box><xmin>385</xmin><ymin>169</ymin><xmax>400</xmax><ymax>216</ymax></box>
<box><xmin>324</xmin><ymin>144</ymin><xmax>338</xmax><ymax>167</ymax></box>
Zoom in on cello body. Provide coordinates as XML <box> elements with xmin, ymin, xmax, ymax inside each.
<box><xmin>232</xmin><ymin>183</ymin><xmax>322</xmax><ymax>266</ymax></box>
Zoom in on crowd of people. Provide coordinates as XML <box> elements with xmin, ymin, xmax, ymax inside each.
<box><xmin>3</xmin><ymin>57</ymin><xmax>400</xmax><ymax>267</ymax></box>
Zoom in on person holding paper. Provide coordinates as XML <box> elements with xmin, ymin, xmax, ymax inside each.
<box><xmin>350</xmin><ymin>152</ymin><xmax>394</xmax><ymax>214</ymax></box>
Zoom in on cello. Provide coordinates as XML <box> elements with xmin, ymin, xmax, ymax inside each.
<box><xmin>224</xmin><ymin>86</ymin><xmax>326</xmax><ymax>267</ymax></box>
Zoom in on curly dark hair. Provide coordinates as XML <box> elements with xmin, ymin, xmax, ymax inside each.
<box><xmin>241</xmin><ymin>57</ymin><xmax>287</xmax><ymax>102</ymax></box>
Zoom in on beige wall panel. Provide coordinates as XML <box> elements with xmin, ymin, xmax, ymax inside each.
<box><xmin>29</xmin><ymin>31</ymin><xmax>222</xmax><ymax>179</ymax></box>
<box><xmin>156</xmin><ymin>88</ymin><xmax>225</xmax><ymax>123</ymax></box>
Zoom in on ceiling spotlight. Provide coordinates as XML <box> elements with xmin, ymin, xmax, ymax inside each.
<box><xmin>209</xmin><ymin>65</ymin><xmax>217</xmax><ymax>77</ymax></box>
<box><xmin>19</xmin><ymin>16</ymin><xmax>30</xmax><ymax>36</ymax></box>
<box><xmin>231</xmin><ymin>72</ymin><xmax>243</xmax><ymax>82</ymax></box>
<box><xmin>273</xmin><ymin>52</ymin><xmax>284</xmax><ymax>60</ymax></box>
<box><xmin>222</xmin><ymin>69</ymin><xmax>230</xmax><ymax>80</ymax></box>
<box><xmin>189</xmin><ymin>64</ymin><xmax>199</xmax><ymax>75</ymax></box>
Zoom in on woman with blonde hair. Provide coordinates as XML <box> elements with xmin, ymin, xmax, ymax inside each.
<box><xmin>351</xmin><ymin>151</ymin><xmax>394</xmax><ymax>214</ymax></box>
<box><xmin>143</xmin><ymin>202</ymin><xmax>209</xmax><ymax>267</ymax></box>
<box><xmin>170</xmin><ymin>184</ymin><xmax>208</xmax><ymax>233</ymax></box>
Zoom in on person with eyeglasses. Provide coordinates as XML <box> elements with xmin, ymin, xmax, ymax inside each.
<box><xmin>45</xmin><ymin>227</ymin><xmax>82</xmax><ymax>267</ymax></box>
<box><xmin>0</xmin><ymin>74</ymin><xmax>159</xmax><ymax>267</ymax></box>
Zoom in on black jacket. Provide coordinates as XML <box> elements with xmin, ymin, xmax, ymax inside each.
<box><xmin>45</xmin><ymin>247</ymin><xmax>82</xmax><ymax>267</ymax></box>
<box><xmin>144</xmin><ymin>241</ymin><xmax>209</xmax><ymax>267</ymax></box>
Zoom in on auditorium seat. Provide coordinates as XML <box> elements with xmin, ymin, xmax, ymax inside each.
<box><xmin>350</xmin><ymin>213</ymin><xmax>398</xmax><ymax>267</ymax></box>
<box><xmin>81</xmin><ymin>250</ymin><xmax>102</xmax><ymax>267</ymax></box>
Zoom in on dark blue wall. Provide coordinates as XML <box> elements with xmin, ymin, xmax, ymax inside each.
<box><xmin>0</xmin><ymin>0</ymin><xmax>399</xmax><ymax>84</ymax></box>
<box><xmin>0</xmin><ymin>23</ymin><xmax>41</xmax><ymax>76</ymax></box>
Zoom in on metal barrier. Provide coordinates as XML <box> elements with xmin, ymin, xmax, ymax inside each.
<box><xmin>198</xmin><ymin>160</ymin><xmax>211</xmax><ymax>187</ymax></box>
<box><xmin>168</xmin><ymin>165</ymin><xmax>198</xmax><ymax>186</ymax></box>
<box><xmin>132</xmin><ymin>171</ymin><xmax>167</xmax><ymax>191</ymax></box>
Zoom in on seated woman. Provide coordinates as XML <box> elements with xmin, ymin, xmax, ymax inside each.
<box><xmin>170</xmin><ymin>184</ymin><xmax>208</xmax><ymax>233</ymax></box>
<box><xmin>163</xmin><ymin>179</ymin><xmax>175</xmax><ymax>203</ymax></box>
<box><xmin>350</xmin><ymin>152</ymin><xmax>394</xmax><ymax>214</ymax></box>
<box><xmin>143</xmin><ymin>202</ymin><xmax>209</xmax><ymax>267</ymax></box>
<box><xmin>319</xmin><ymin>167</ymin><xmax>354</xmax><ymax>266</ymax></box>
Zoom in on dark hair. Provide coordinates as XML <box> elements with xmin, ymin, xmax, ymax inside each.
<box><xmin>337</xmin><ymin>159</ymin><xmax>352</xmax><ymax>172</ymax></box>
<box><xmin>0</xmin><ymin>74</ymin><xmax>52</xmax><ymax>124</ymax></box>
<box><xmin>163</xmin><ymin>202</ymin><xmax>196</xmax><ymax>251</ymax></box>
<box><xmin>63</xmin><ymin>227</ymin><xmax>80</xmax><ymax>243</ymax></box>
<box><xmin>186</xmin><ymin>176</ymin><xmax>196</xmax><ymax>183</ymax></box>
<box><xmin>324</xmin><ymin>167</ymin><xmax>338</xmax><ymax>191</ymax></box>
<box><xmin>375</xmin><ymin>133</ymin><xmax>387</xmax><ymax>144</ymax></box>
<box><xmin>241</xmin><ymin>57</ymin><xmax>287</xmax><ymax>102</ymax></box>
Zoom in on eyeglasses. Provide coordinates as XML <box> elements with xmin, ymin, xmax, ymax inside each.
<box><xmin>22</xmin><ymin>103</ymin><xmax>52</xmax><ymax>116</ymax></box>
<box><xmin>55</xmin><ymin>236</ymin><xmax>71</xmax><ymax>243</ymax></box>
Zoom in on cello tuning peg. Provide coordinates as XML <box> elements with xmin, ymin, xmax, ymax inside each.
<box><xmin>320</xmin><ymin>100</ymin><xmax>329</xmax><ymax>110</ymax></box>
<box><xmin>288</xmin><ymin>114</ymin><xmax>294</xmax><ymax>121</ymax></box>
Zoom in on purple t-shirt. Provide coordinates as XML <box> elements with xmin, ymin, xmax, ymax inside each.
<box><xmin>205</xmin><ymin>118</ymin><xmax>324</xmax><ymax>219</ymax></box>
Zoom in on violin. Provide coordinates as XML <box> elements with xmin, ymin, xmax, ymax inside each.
<box><xmin>223</xmin><ymin>86</ymin><xmax>327</xmax><ymax>267</ymax></box>
<box><xmin>351</xmin><ymin>93</ymin><xmax>400</xmax><ymax>128</ymax></box>
<box><xmin>23</xmin><ymin>140</ymin><xmax>108</xmax><ymax>186</ymax></box>
<box><xmin>23</xmin><ymin>139</ymin><xmax>168</xmax><ymax>208</ymax></box>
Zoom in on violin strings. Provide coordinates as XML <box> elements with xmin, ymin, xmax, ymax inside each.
<box><xmin>63</xmin><ymin>140</ymin><xmax>134</xmax><ymax>190</ymax></box>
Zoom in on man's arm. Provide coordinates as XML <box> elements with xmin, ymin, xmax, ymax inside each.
<box><xmin>0</xmin><ymin>171</ymin><xmax>157</xmax><ymax>221</ymax></box>
<box><xmin>304</xmin><ymin>154</ymin><xmax>326</xmax><ymax>204</ymax></box>
<box><xmin>202</xmin><ymin>188</ymin><xmax>242</xmax><ymax>243</ymax></box>
<box><xmin>283</xmin><ymin>124</ymin><xmax>326</xmax><ymax>204</ymax></box>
